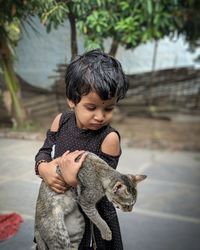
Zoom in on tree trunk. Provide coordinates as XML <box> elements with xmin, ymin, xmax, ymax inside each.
<box><xmin>152</xmin><ymin>40</ymin><xmax>158</xmax><ymax>72</ymax></box>
<box><xmin>147</xmin><ymin>40</ymin><xmax>158</xmax><ymax>105</ymax></box>
<box><xmin>109</xmin><ymin>39</ymin><xmax>119</xmax><ymax>57</ymax></box>
<box><xmin>68</xmin><ymin>5</ymin><xmax>78</xmax><ymax>61</ymax></box>
<box><xmin>1</xmin><ymin>55</ymin><xmax>28</xmax><ymax>127</ymax></box>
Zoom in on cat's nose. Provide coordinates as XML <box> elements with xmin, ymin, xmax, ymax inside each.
<box><xmin>123</xmin><ymin>205</ymin><xmax>133</xmax><ymax>212</ymax></box>
<box><xmin>127</xmin><ymin>205</ymin><xmax>133</xmax><ymax>212</ymax></box>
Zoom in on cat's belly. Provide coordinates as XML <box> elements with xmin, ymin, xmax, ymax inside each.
<box><xmin>64</xmin><ymin>203</ymin><xmax>85</xmax><ymax>244</ymax></box>
<box><xmin>53</xmin><ymin>190</ymin><xmax>85</xmax><ymax>244</ymax></box>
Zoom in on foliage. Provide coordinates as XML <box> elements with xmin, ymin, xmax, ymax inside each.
<box><xmin>36</xmin><ymin>0</ymin><xmax>182</xmax><ymax>54</ymax></box>
<box><xmin>176</xmin><ymin>0</ymin><xmax>200</xmax><ymax>51</ymax></box>
<box><xmin>0</xmin><ymin>0</ymin><xmax>40</xmax><ymax>43</ymax></box>
<box><xmin>0</xmin><ymin>0</ymin><xmax>42</xmax><ymax>127</ymax></box>
<box><xmin>1</xmin><ymin>0</ymin><xmax>199</xmax><ymax>57</ymax></box>
<box><xmin>37</xmin><ymin>0</ymin><xmax>69</xmax><ymax>32</ymax></box>
<box><xmin>77</xmin><ymin>0</ymin><xmax>180</xmax><ymax>50</ymax></box>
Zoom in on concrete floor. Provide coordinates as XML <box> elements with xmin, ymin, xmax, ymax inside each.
<box><xmin>0</xmin><ymin>138</ymin><xmax>200</xmax><ymax>250</ymax></box>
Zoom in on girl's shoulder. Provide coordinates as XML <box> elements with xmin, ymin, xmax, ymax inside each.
<box><xmin>59</xmin><ymin>111</ymin><xmax>73</xmax><ymax>124</ymax></box>
<box><xmin>50</xmin><ymin>111</ymin><xmax>73</xmax><ymax>132</ymax></box>
<box><xmin>99</xmin><ymin>124</ymin><xmax>120</xmax><ymax>142</ymax></box>
<box><xmin>97</xmin><ymin>125</ymin><xmax>121</xmax><ymax>169</ymax></box>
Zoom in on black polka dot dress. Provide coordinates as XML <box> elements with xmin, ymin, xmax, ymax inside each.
<box><xmin>35</xmin><ymin>111</ymin><xmax>124</xmax><ymax>250</ymax></box>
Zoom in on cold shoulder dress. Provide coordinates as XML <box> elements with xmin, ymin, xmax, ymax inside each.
<box><xmin>35</xmin><ymin>111</ymin><xmax>124</xmax><ymax>250</ymax></box>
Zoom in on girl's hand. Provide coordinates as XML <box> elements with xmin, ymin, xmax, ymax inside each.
<box><xmin>59</xmin><ymin>150</ymin><xmax>88</xmax><ymax>187</ymax></box>
<box><xmin>38</xmin><ymin>158</ymin><xmax>68</xmax><ymax>194</ymax></box>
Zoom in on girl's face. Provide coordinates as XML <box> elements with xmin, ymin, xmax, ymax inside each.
<box><xmin>68</xmin><ymin>91</ymin><xmax>117</xmax><ymax>130</ymax></box>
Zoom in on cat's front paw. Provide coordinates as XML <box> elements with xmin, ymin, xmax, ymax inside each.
<box><xmin>101</xmin><ymin>228</ymin><xmax>112</xmax><ymax>241</ymax></box>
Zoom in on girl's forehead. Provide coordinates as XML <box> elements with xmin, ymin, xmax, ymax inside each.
<box><xmin>80</xmin><ymin>91</ymin><xmax>117</xmax><ymax>105</ymax></box>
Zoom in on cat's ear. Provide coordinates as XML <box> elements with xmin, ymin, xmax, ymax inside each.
<box><xmin>112</xmin><ymin>181</ymin><xmax>128</xmax><ymax>194</ymax></box>
<box><xmin>128</xmin><ymin>174</ymin><xmax>147</xmax><ymax>183</ymax></box>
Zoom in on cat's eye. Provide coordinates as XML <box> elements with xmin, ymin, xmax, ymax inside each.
<box><xmin>115</xmin><ymin>184</ymin><xmax>123</xmax><ymax>192</ymax></box>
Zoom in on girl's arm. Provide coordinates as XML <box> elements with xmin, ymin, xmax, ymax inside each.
<box><xmin>38</xmin><ymin>150</ymin><xmax>87</xmax><ymax>192</ymax></box>
<box><xmin>58</xmin><ymin>150</ymin><xmax>88</xmax><ymax>187</ymax></box>
<box><xmin>101</xmin><ymin>131</ymin><xmax>120</xmax><ymax>156</ymax></box>
<box><xmin>37</xmin><ymin>157</ymin><xmax>67</xmax><ymax>193</ymax></box>
<box><xmin>99</xmin><ymin>131</ymin><xmax>121</xmax><ymax>169</ymax></box>
<box><xmin>35</xmin><ymin>114</ymin><xmax>67</xmax><ymax>193</ymax></box>
<box><xmin>35</xmin><ymin>113</ymin><xmax>62</xmax><ymax>175</ymax></box>
<box><xmin>36</xmin><ymin>113</ymin><xmax>85</xmax><ymax>193</ymax></box>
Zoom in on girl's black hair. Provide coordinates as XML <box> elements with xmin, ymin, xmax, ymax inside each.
<box><xmin>65</xmin><ymin>49</ymin><xmax>129</xmax><ymax>104</ymax></box>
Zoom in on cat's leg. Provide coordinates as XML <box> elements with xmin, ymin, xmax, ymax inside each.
<box><xmin>64</xmin><ymin>204</ymin><xmax>85</xmax><ymax>249</ymax></box>
<box><xmin>34</xmin><ymin>231</ymin><xmax>48</xmax><ymax>250</ymax></box>
<box><xmin>47</xmin><ymin>207</ymin><xmax>71</xmax><ymax>250</ymax></box>
<box><xmin>69</xmin><ymin>243</ymin><xmax>79</xmax><ymax>250</ymax></box>
<box><xmin>80</xmin><ymin>204</ymin><xmax>112</xmax><ymax>241</ymax></box>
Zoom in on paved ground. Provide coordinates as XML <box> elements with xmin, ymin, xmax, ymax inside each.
<box><xmin>0</xmin><ymin>138</ymin><xmax>200</xmax><ymax>250</ymax></box>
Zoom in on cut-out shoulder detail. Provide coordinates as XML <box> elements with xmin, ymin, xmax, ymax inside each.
<box><xmin>101</xmin><ymin>132</ymin><xmax>120</xmax><ymax>156</ymax></box>
<box><xmin>50</xmin><ymin>113</ymin><xmax>62</xmax><ymax>132</ymax></box>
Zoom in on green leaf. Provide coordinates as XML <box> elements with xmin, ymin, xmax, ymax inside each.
<box><xmin>147</xmin><ymin>0</ymin><xmax>153</xmax><ymax>14</ymax></box>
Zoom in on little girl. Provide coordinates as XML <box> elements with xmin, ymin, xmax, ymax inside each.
<box><xmin>35</xmin><ymin>49</ymin><xmax>129</xmax><ymax>250</ymax></box>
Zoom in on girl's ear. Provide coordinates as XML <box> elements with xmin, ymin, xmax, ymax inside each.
<box><xmin>67</xmin><ymin>99</ymin><xmax>75</xmax><ymax>109</ymax></box>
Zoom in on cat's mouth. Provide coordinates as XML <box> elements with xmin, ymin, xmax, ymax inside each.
<box><xmin>112</xmin><ymin>201</ymin><xmax>133</xmax><ymax>212</ymax></box>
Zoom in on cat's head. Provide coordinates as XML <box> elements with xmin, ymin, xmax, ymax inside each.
<box><xmin>107</xmin><ymin>174</ymin><xmax>146</xmax><ymax>212</ymax></box>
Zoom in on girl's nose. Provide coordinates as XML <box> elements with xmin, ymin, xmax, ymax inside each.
<box><xmin>94</xmin><ymin>110</ymin><xmax>104</xmax><ymax>122</ymax></box>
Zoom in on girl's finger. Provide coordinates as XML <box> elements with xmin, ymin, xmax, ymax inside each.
<box><xmin>52</xmin><ymin>183</ymin><xmax>67</xmax><ymax>192</ymax></box>
<box><xmin>56</xmin><ymin>174</ymin><xmax>66</xmax><ymax>182</ymax></box>
<box><xmin>60</xmin><ymin>151</ymin><xmax>70</xmax><ymax>165</ymax></box>
<box><xmin>71</xmin><ymin>150</ymin><xmax>85</xmax><ymax>157</ymax></box>
<box><xmin>60</xmin><ymin>150</ymin><xmax>70</xmax><ymax>159</ymax></box>
<box><xmin>72</xmin><ymin>150</ymin><xmax>86</xmax><ymax>162</ymax></box>
<box><xmin>55</xmin><ymin>177</ymin><xmax>68</xmax><ymax>187</ymax></box>
<box><xmin>51</xmin><ymin>186</ymin><xmax>65</xmax><ymax>194</ymax></box>
<box><xmin>78</xmin><ymin>152</ymin><xmax>88</xmax><ymax>164</ymax></box>
<box><xmin>75</xmin><ymin>151</ymin><xmax>88</xmax><ymax>163</ymax></box>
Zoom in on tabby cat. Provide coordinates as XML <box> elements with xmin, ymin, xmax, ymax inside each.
<box><xmin>34</xmin><ymin>152</ymin><xmax>146</xmax><ymax>250</ymax></box>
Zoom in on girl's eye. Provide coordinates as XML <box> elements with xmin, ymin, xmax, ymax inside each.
<box><xmin>86</xmin><ymin>106</ymin><xmax>96</xmax><ymax>111</ymax></box>
<box><xmin>105</xmin><ymin>107</ymin><xmax>114</xmax><ymax>112</ymax></box>
<box><xmin>85</xmin><ymin>105</ymin><xmax>114</xmax><ymax>112</ymax></box>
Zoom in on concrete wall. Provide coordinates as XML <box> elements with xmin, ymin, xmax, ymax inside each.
<box><xmin>14</xmin><ymin>17</ymin><xmax>200</xmax><ymax>89</ymax></box>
